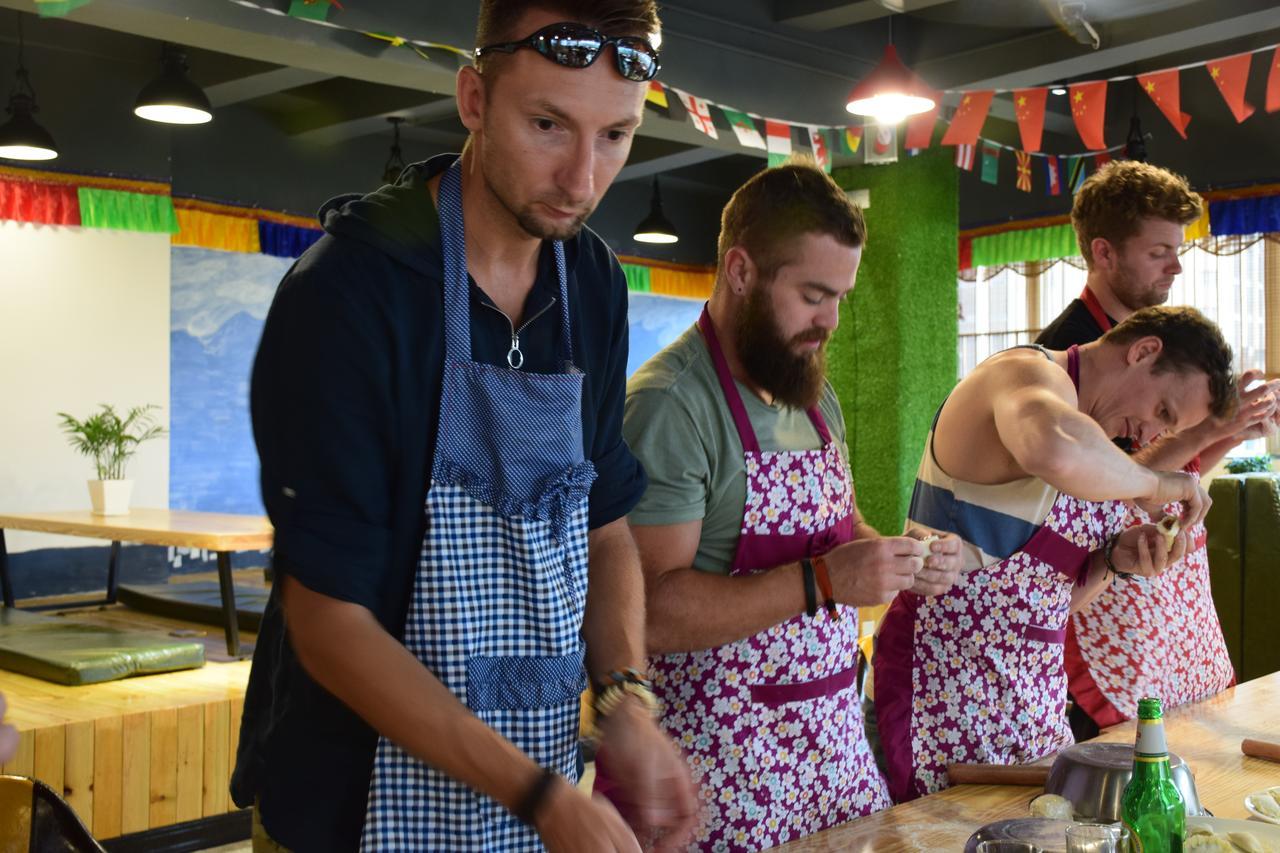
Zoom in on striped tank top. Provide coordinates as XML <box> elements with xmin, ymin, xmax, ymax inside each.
<box><xmin>906</xmin><ymin>345</ymin><xmax>1060</xmax><ymax>572</ymax></box>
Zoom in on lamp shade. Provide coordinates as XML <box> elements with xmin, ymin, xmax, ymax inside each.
<box><xmin>845</xmin><ymin>44</ymin><xmax>935</xmax><ymax>125</ymax></box>
<box><xmin>633</xmin><ymin>179</ymin><xmax>679</xmax><ymax>244</ymax></box>
<box><xmin>134</xmin><ymin>45</ymin><xmax>212</xmax><ymax>125</ymax></box>
<box><xmin>0</xmin><ymin>93</ymin><xmax>57</xmax><ymax>161</ymax></box>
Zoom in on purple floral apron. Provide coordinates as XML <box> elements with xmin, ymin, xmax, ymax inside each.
<box><xmin>873</xmin><ymin>345</ymin><xmax>1125</xmax><ymax>802</ymax></box>
<box><xmin>604</xmin><ymin>307</ymin><xmax>890</xmax><ymax>850</ymax></box>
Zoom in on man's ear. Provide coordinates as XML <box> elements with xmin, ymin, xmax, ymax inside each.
<box><xmin>1127</xmin><ymin>335</ymin><xmax>1164</xmax><ymax>366</ymax></box>
<box><xmin>722</xmin><ymin>246</ymin><xmax>757</xmax><ymax>297</ymax></box>
<box><xmin>456</xmin><ymin>66</ymin><xmax>486</xmax><ymax>134</ymax></box>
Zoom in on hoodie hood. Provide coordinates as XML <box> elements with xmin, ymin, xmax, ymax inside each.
<box><xmin>317</xmin><ymin>154</ymin><xmax>455</xmax><ymax>278</ymax></box>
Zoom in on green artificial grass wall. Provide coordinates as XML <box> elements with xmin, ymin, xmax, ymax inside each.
<box><xmin>829</xmin><ymin>148</ymin><xmax>958</xmax><ymax>534</ymax></box>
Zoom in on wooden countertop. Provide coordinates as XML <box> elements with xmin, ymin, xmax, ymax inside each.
<box><xmin>0</xmin><ymin>509</ymin><xmax>274</xmax><ymax>552</ymax></box>
<box><xmin>775</xmin><ymin>672</ymin><xmax>1280</xmax><ymax>851</ymax></box>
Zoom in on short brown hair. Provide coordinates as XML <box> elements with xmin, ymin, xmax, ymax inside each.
<box><xmin>475</xmin><ymin>0</ymin><xmax>661</xmax><ymax>74</ymax></box>
<box><xmin>717</xmin><ymin>158</ymin><xmax>867</xmax><ymax>286</ymax></box>
<box><xmin>1102</xmin><ymin>305</ymin><xmax>1236</xmax><ymax>419</ymax></box>
<box><xmin>1072</xmin><ymin>160</ymin><xmax>1202</xmax><ymax>268</ymax></box>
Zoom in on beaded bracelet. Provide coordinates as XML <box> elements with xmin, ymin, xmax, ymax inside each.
<box><xmin>593</xmin><ymin>668</ymin><xmax>659</xmax><ymax>719</ymax></box>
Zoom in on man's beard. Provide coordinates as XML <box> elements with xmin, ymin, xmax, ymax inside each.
<box><xmin>480</xmin><ymin>149</ymin><xmax>591</xmax><ymax>241</ymax></box>
<box><xmin>1112</xmin><ymin>261</ymin><xmax>1169</xmax><ymax>312</ymax></box>
<box><xmin>735</xmin><ymin>286</ymin><xmax>829</xmax><ymax>410</ymax></box>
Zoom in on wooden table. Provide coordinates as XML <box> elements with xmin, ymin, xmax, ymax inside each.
<box><xmin>0</xmin><ymin>509</ymin><xmax>273</xmax><ymax>657</ymax></box>
<box><xmin>776</xmin><ymin>672</ymin><xmax>1280</xmax><ymax>851</ymax></box>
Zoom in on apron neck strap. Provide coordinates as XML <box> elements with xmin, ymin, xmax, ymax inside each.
<box><xmin>438</xmin><ymin>159</ymin><xmax>574</xmax><ymax>366</ymax></box>
<box><xmin>1080</xmin><ymin>287</ymin><xmax>1115</xmax><ymax>334</ymax></box>
<box><xmin>697</xmin><ymin>305</ymin><xmax>832</xmax><ymax>453</ymax></box>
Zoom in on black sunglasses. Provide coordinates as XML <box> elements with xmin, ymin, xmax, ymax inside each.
<box><xmin>475</xmin><ymin>22</ymin><xmax>661</xmax><ymax>82</ymax></box>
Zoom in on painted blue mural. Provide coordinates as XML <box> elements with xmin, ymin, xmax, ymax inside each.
<box><xmin>168</xmin><ymin>246</ymin><xmax>703</xmax><ymax>515</ymax></box>
<box><xmin>170</xmin><ymin>246</ymin><xmax>291</xmax><ymax>514</ymax></box>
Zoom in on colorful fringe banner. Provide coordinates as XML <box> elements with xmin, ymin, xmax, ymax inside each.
<box><xmin>76</xmin><ymin>187</ymin><xmax>178</xmax><ymax>233</ymax></box>
<box><xmin>970</xmin><ymin>223</ymin><xmax>1077</xmax><ymax>268</ymax></box>
<box><xmin>618</xmin><ymin>255</ymin><xmax>714</xmax><ymax>299</ymax></box>
<box><xmin>259</xmin><ymin>220</ymin><xmax>324</xmax><ymax>257</ymax></box>
<box><xmin>1209</xmin><ymin>195</ymin><xmax>1280</xmax><ymax>236</ymax></box>
<box><xmin>0</xmin><ymin>177</ymin><xmax>81</xmax><ymax>225</ymax></box>
<box><xmin>174</xmin><ymin>207</ymin><xmax>262</xmax><ymax>253</ymax></box>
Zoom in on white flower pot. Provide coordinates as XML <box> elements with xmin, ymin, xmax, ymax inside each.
<box><xmin>87</xmin><ymin>479</ymin><xmax>133</xmax><ymax>516</ymax></box>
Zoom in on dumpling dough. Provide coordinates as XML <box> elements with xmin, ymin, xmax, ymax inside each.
<box><xmin>1028</xmin><ymin>793</ymin><xmax>1074</xmax><ymax>820</ymax></box>
<box><xmin>1158</xmin><ymin>514</ymin><xmax>1181</xmax><ymax>549</ymax></box>
<box><xmin>1227</xmin><ymin>831</ymin><xmax>1266</xmax><ymax>853</ymax></box>
<box><xmin>1250</xmin><ymin>787</ymin><xmax>1280</xmax><ymax>819</ymax></box>
<box><xmin>1184</xmin><ymin>835</ymin><xmax>1235</xmax><ymax>852</ymax></box>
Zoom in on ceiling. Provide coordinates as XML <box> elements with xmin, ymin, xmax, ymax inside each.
<box><xmin>0</xmin><ymin>0</ymin><xmax>1278</xmax><ymax>252</ymax></box>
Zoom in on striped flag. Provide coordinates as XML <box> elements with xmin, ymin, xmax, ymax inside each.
<box><xmin>1015</xmin><ymin>150</ymin><xmax>1032</xmax><ymax>192</ymax></box>
<box><xmin>954</xmin><ymin>144</ymin><xmax>975</xmax><ymax>171</ymax></box>
<box><xmin>1046</xmin><ymin>155</ymin><xmax>1062</xmax><ymax>196</ymax></box>
<box><xmin>722</xmin><ymin>108</ymin><xmax>766</xmax><ymax>150</ymax></box>
<box><xmin>838</xmin><ymin>126</ymin><xmax>863</xmax><ymax>155</ymax></box>
<box><xmin>673</xmin><ymin>89</ymin><xmax>718</xmax><ymax>139</ymax></box>
<box><xmin>766</xmin><ymin>120</ymin><xmax>792</xmax><ymax>166</ymax></box>
<box><xmin>1067</xmin><ymin>155</ymin><xmax>1088</xmax><ymax>194</ymax></box>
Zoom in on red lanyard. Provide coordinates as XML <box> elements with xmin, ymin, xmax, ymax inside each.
<box><xmin>1080</xmin><ymin>287</ymin><xmax>1114</xmax><ymax>333</ymax></box>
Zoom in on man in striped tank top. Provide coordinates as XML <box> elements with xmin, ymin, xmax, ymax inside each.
<box><xmin>873</xmin><ymin>306</ymin><xmax>1238</xmax><ymax>802</ymax></box>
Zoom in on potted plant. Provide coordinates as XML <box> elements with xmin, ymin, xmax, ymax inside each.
<box><xmin>57</xmin><ymin>404</ymin><xmax>166</xmax><ymax>516</ymax></box>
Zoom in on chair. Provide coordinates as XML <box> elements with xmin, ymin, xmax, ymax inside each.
<box><xmin>0</xmin><ymin>775</ymin><xmax>105</xmax><ymax>853</ymax></box>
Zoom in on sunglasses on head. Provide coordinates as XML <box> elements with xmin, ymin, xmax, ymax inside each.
<box><xmin>474</xmin><ymin>22</ymin><xmax>661</xmax><ymax>83</ymax></box>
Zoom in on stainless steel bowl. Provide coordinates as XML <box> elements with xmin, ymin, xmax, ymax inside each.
<box><xmin>1043</xmin><ymin>742</ymin><xmax>1204</xmax><ymax>821</ymax></box>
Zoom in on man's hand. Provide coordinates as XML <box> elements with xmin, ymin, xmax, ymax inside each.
<box><xmin>1227</xmin><ymin>376</ymin><xmax>1280</xmax><ymax>443</ymax></box>
<box><xmin>593</xmin><ymin>698</ymin><xmax>698</xmax><ymax>852</ymax></box>
<box><xmin>536</xmin><ymin>779</ymin><xmax>642</xmax><ymax>853</ymax></box>
<box><xmin>1136</xmin><ymin>470</ymin><xmax>1210</xmax><ymax>528</ymax></box>
<box><xmin>1110</xmin><ymin>524</ymin><xmax>1189</xmax><ymax>578</ymax></box>
<box><xmin>824</xmin><ymin>537</ymin><xmax>923</xmax><ymax>605</ymax></box>
<box><xmin>903</xmin><ymin>528</ymin><xmax>964</xmax><ymax>597</ymax></box>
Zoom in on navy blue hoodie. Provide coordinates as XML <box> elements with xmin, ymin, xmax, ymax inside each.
<box><xmin>231</xmin><ymin>154</ymin><xmax>646</xmax><ymax>850</ymax></box>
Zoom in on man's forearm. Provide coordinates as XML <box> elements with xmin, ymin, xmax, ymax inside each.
<box><xmin>281</xmin><ymin>577</ymin><xmax>542</xmax><ymax>814</ymax></box>
<box><xmin>1132</xmin><ymin>421</ymin><xmax>1219</xmax><ymax>472</ymax></box>
<box><xmin>583</xmin><ymin>518</ymin><xmax>648</xmax><ymax>681</ymax></box>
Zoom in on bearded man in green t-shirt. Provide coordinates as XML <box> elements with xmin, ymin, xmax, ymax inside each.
<box><xmin>596</xmin><ymin>161</ymin><xmax>963</xmax><ymax>851</ymax></box>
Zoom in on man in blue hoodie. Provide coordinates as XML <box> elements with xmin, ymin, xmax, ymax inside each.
<box><xmin>232</xmin><ymin>2</ymin><xmax>696</xmax><ymax>850</ymax></box>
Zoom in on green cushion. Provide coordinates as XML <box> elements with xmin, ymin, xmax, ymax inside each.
<box><xmin>117</xmin><ymin>581</ymin><xmax>267</xmax><ymax>632</ymax></box>
<box><xmin>0</xmin><ymin>608</ymin><xmax>204</xmax><ymax>686</ymax></box>
<box><xmin>1242</xmin><ymin>473</ymin><xmax>1280</xmax><ymax>682</ymax></box>
<box><xmin>1206</xmin><ymin>476</ymin><xmax>1245</xmax><ymax>674</ymax></box>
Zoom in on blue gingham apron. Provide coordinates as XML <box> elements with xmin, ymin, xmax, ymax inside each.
<box><xmin>361</xmin><ymin>160</ymin><xmax>596</xmax><ymax>851</ymax></box>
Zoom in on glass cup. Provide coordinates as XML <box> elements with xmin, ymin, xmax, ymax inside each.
<box><xmin>976</xmin><ymin>842</ymin><xmax>1043</xmax><ymax>853</ymax></box>
<box><xmin>1065</xmin><ymin>822</ymin><xmax>1127</xmax><ymax>853</ymax></box>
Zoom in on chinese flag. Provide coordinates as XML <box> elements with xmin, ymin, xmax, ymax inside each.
<box><xmin>1206</xmin><ymin>52</ymin><xmax>1255</xmax><ymax>123</ymax></box>
<box><xmin>941</xmin><ymin>90</ymin><xmax>993</xmax><ymax>146</ymax></box>
<box><xmin>1069</xmin><ymin>81</ymin><xmax>1108</xmax><ymax>151</ymax></box>
<box><xmin>904</xmin><ymin>91</ymin><xmax>942</xmax><ymax>150</ymax></box>
<box><xmin>1137</xmin><ymin>69</ymin><xmax>1190</xmax><ymax>139</ymax></box>
<box><xmin>1266</xmin><ymin>46</ymin><xmax>1280</xmax><ymax>113</ymax></box>
<box><xmin>1013</xmin><ymin>88</ymin><xmax>1047</xmax><ymax>152</ymax></box>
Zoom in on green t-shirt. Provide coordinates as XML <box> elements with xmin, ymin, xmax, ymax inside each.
<box><xmin>624</xmin><ymin>323</ymin><xmax>850</xmax><ymax>575</ymax></box>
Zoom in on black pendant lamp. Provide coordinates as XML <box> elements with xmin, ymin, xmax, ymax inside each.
<box><xmin>632</xmin><ymin>177</ymin><xmax>679</xmax><ymax>244</ymax></box>
<box><xmin>382</xmin><ymin>116</ymin><xmax>406</xmax><ymax>185</ymax></box>
<box><xmin>0</xmin><ymin>15</ymin><xmax>58</xmax><ymax>161</ymax></box>
<box><xmin>134</xmin><ymin>43</ymin><xmax>212</xmax><ymax>125</ymax></box>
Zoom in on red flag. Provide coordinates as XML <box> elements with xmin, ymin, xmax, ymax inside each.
<box><xmin>1015</xmin><ymin>150</ymin><xmax>1032</xmax><ymax>192</ymax></box>
<box><xmin>1206</xmin><ymin>52</ymin><xmax>1255</xmax><ymax>123</ymax></box>
<box><xmin>904</xmin><ymin>93</ymin><xmax>941</xmax><ymax>150</ymax></box>
<box><xmin>954</xmin><ymin>143</ymin><xmax>975</xmax><ymax>171</ymax></box>
<box><xmin>1094</xmin><ymin>152</ymin><xmax>1112</xmax><ymax>169</ymax></box>
<box><xmin>1069</xmin><ymin>81</ymin><xmax>1108</xmax><ymax>151</ymax></box>
<box><xmin>1265</xmin><ymin>47</ymin><xmax>1280</xmax><ymax>113</ymax></box>
<box><xmin>1046</xmin><ymin>156</ymin><xmax>1062</xmax><ymax>196</ymax></box>
<box><xmin>1013</xmin><ymin>88</ymin><xmax>1047</xmax><ymax>152</ymax></box>
<box><xmin>941</xmin><ymin>90</ymin><xmax>993</xmax><ymax>146</ymax></box>
<box><xmin>1137</xmin><ymin>69</ymin><xmax>1191</xmax><ymax>139</ymax></box>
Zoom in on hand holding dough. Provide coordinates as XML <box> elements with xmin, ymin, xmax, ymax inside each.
<box><xmin>1158</xmin><ymin>514</ymin><xmax>1181</xmax><ymax>550</ymax></box>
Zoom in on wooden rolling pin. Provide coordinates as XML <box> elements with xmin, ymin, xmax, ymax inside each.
<box><xmin>946</xmin><ymin>763</ymin><xmax>1052</xmax><ymax>786</ymax></box>
<box><xmin>1242</xmin><ymin>738</ymin><xmax>1280</xmax><ymax>763</ymax></box>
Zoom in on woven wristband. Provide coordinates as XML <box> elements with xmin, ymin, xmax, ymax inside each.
<box><xmin>812</xmin><ymin>555</ymin><xmax>840</xmax><ymax>620</ymax></box>
<box><xmin>800</xmin><ymin>558</ymin><xmax>819</xmax><ymax>617</ymax></box>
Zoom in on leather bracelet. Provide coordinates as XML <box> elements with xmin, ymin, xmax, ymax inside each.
<box><xmin>811</xmin><ymin>555</ymin><xmax>840</xmax><ymax>620</ymax></box>
<box><xmin>1104</xmin><ymin>533</ymin><xmax>1134</xmax><ymax>580</ymax></box>
<box><xmin>514</xmin><ymin>767</ymin><xmax>559</xmax><ymax>826</ymax></box>
<box><xmin>800</xmin><ymin>558</ymin><xmax>818</xmax><ymax>617</ymax></box>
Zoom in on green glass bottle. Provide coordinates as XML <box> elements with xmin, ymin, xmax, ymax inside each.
<box><xmin>1121</xmin><ymin>697</ymin><xmax>1185</xmax><ymax>852</ymax></box>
